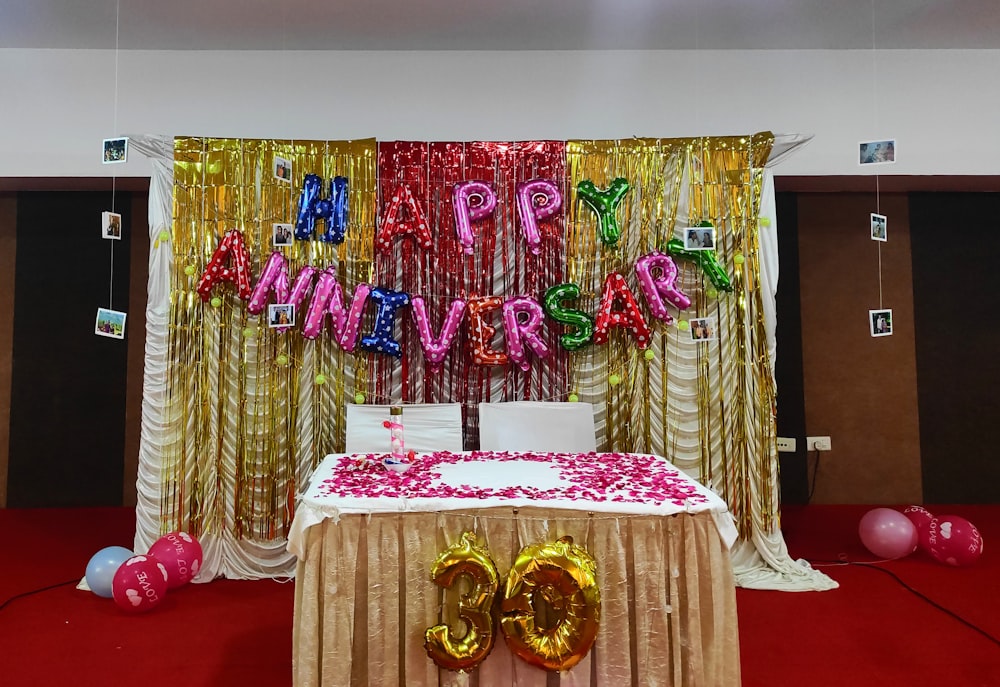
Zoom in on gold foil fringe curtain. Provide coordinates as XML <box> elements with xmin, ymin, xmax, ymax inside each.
<box><xmin>169</xmin><ymin>138</ymin><xmax>376</xmax><ymax>540</ymax></box>
<box><xmin>165</xmin><ymin>134</ymin><xmax>774</xmax><ymax>542</ymax></box>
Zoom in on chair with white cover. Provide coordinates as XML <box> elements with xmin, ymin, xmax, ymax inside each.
<box><xmin>477</xmin><ymin>401</ymin><xmax>597</xmax><ymax>452</ymax></box>
<box><xmin>345</xmin><ymin>403</ymin><xmax>464</xmax><ymax>454</ymax></box>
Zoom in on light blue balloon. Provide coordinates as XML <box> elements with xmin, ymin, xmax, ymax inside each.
<box><xmin>85</xmin><ymin>546</ymin><xmax>133</xmax><ymax>598</ymax></box>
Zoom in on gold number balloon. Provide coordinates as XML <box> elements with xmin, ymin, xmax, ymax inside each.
<box><xmin>424</xmin><ymin>532</ymin><xmax>500</xmax><ymax>673</ymax></box>
<box><xmin>500</xmin><ymin>535</ymin><xmax>601</xmax><ymax>672</ymax></box>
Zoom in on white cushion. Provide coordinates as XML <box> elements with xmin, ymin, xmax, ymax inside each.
<box><xmin>478</xmin><ymin>401</ymin><xmax>597</xmax><ymax>452</ymax></box>
<box><xmin>345</xmin><ymin>403</ymin><xmax>464</xmax><ymax>454</ymax></box>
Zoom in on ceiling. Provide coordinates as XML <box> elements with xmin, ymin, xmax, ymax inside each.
<box><xmin>1</xmin><ymin>0</ymin><xmax>998</xmax><ymax>51</ymax></box>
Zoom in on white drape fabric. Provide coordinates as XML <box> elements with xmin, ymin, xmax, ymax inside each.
<box><xmin>344</xmin><ymin>403</ymin><xmax>464</xmax><ymax>454</ymax></box>
<box><xmin>133</xmin><ymin>133</ymin><xmax>833</xmax><ymax>590</ymax></box>
<box><xmin>478</xmin><ymin>401</ymin><xmax>598</xmax><ymax>453</ymax></box>
<box><xmin>131</xmin><ymin>135</ymin><xmax>297</xmax><ymax>581</ymax></box>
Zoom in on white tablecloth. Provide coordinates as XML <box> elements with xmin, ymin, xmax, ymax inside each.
<box><xmin>288</xmin><ymin>450</ymin><xmax>737</xmax><ymax>559</ymax></box>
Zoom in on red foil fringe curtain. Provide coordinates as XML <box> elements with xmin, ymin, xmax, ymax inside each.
<box><xmin>373</xmin><ymin>142</ymin><xmax>569</xmax><ymax>444</ymax></box>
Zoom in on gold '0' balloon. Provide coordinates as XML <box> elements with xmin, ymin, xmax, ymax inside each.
<box><xmin>500</xmin><ymin>535</ymin><xmax>601</xmax><ymax>672</ymax></box>
<box><xmin>424</xmin><ymin>532</ymin><xmax>500</xmax><ymax>673</ymax></box>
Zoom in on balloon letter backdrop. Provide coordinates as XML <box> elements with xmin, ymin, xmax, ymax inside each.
<box><xmin>160</xmin><ymin>133</ymin><xmax>778</xmax><ymax>582</ymax></box>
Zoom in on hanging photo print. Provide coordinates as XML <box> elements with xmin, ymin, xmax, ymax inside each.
<box><xmin>684</xmin><ymin>226</ymin><xmax>715</xmax><ymax>250</ymax></box>
<box><xmin>268</xmin><ymin>304</ymin><xmax>295</xmax><ymax>328</ymax></box>
<box><xmin>95</xmin><ymin>307</ymin><xmax>127</xmax><ymax>339</ymax></box>
<box><xmin>689</xmin><ymin>317</ymin><xmax>716</xmax><ymax>342</ymax></box>
<box><xmin>869</xmin><ymin>309</ymin><xmax>892</xmax><ymax>337</ymax></box>
<box><xmin>859</xmin><ymin>139</ymin><xmax>895</xmax><ymax>165</ymax></box>
<box><xmin>102</xmin><ymin>211</ymin><xmax>122</xmax><ymax>240</ymax></box>
<box><xmin>274</xmin><ymin>156</ymin><xmax>292</xmax><ymax>182</ymax></box>
<box><xmin>870</xmin><ymin>213</ymin><xmax>887</xmax><ymax>242</ymax></box>
<box><xmin>102</xmin><ymin>137</ymin><xmax>128</xmax><ymax>164</ymax></box>
<box><xmin>272</xmin><ymin>223</ymin><xmax>293</xmax><ymax>247</ymax></box>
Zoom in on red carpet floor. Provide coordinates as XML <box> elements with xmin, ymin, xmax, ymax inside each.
<box><xmin>1</xmin><ymin>505</ymin><xmax>998</xmax><ymax>686</ymax></box>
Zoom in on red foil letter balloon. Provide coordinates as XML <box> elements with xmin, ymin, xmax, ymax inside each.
<box><xmin>593</xmin><ymin>272</ymin><xmax>651</xmax><ymax>349</ymax></box>
<box><xmin>196</xmin><ymin>230</ymin><xmax>253</xmax><ymax>301</ymax></box>
<box><xmin>467</xmin><ymin>296</ymin><xmax>508</xmax><ymax>366</ymax></box>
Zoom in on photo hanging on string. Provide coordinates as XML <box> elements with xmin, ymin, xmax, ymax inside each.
<box><xmin>102</xmin><ymin>211</ymin><xmax>122</xmax><ymax>240</ymax></box>
<box><xmin>102</xmin><ymin>137</ymin><xmax>128</xmax><ymax>164</ymax></box>
<box><xmin>268</xmin><ymin>304</ymin><xmax>295</xmax><ymax>328</ymax></box>
<box><xmin>689</xmin><ymin>317</ymin><xmax>717</xmax><ymax>342</ymax></box>
<box><xmin>870</xmin><ymin>213</ymin><xmax>887</xmax><ymax>242</ymax></box>
<box><xmin>869</xmin><ymin>309</ymin><xmax>893</xmax><ymax>337</ymax></box>
<box><xmin>273</xmin><ymin>223</ymin><xmax>293</xmax><ymax>247</ymax></box>
<box><xmin>684</xmin><ymin>226</ymin><xmax>715</xmax><ymax>251</ymax></box>
<box><xmin>859</xmin><ymin>139</ymin><xmax>896</xmax><ymax>166</ymax></box>
<box><xmin>273</xmin><ymin>156</ymin><xmax>292</xmax><ymax>183</ymax></box>
<box><xmin>95</xmin><ymin>308</ymin><xmax>127</xmax><ymax>339</ymax></box>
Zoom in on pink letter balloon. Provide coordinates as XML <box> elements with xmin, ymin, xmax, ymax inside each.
<box><xmin>858</xmin><ymin>508</ymin><xmax>918</xmax><ymax>560</ymax></box>
<box><xmin>516</xmin><ymin>179</ymin><xmax>561</xmax><ymax>256</ymax></box>
<box><xmin>452</xmin><ymin>181</ymin><xmax>497</xmax><ymax>255</ymax></box>
<box><xmin>112</xmin><ymin>555</ymin><xmax>169</xmax><ymax>613</ymax></box>
<box><xmin>919</xmin><ymin>515</ymin><xmax>984</xmax><ymax>567</ymax></box>
<box><xmin>148</xmin><ymin>531</ymin><xmax>204</xmax><ymax>589</ymax></box>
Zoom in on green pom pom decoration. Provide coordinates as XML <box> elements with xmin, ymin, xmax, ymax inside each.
<box><xmin>276</xmin><ymin>354</ymin><xmax>288</xmax><ymax>366</ymax></box>
<box><xmin>706</xmin><ymin>287</ymin><xmax>718</xmax><ymax>299</ymax></box>
<box><xmin>567</xmin><ymin>393</ymin><xmax>579</xmax><ymax>403</ymax></box>
<box><xmin>315</xmin><ymin>374</ymin><xmax>327</xmax><ymax>386</ymax></box>
<box><xmin>242</xmin><ymin>327</ymin><xmax>255</xmax><ymax>339</ymax></box>
<box><xmin>733</xmin><ymin>253</ymin><xmax>746</xmax><ymax>265</ymax></box>
<box><xmin>609</xmin><ymin>374</ymin><xmax>621</xmax><ymax>386</ymax></box>
<box><xmin>354</xmin><ymin>392</ymin><xmax>366</xmax><ymax>404</ymax></box>
<box><xmin>158</xmin><ymin>230</ymin><xmax>171</xmax><ymax>243</ymax></box>
<box><xmin>678</xmin><ymin>320</ymin><xmax>691</xmax><ymax>331</ymax></box>
<box><xmin>644</xmin><ymin>349</ymin><xmax>655</xmax><ymax>361</ymax></box>
<box><xmin>184</xmin><ymin>265</ymin><xmax>196</xmax><ymax>276</ymax></box>
<box><xmin>210</xmin><ymin>296</ymin><xmax>222</xmax><ymax>308</ymax></box>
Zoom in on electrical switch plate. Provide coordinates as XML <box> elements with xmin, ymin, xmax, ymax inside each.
<box><xmin>807</xmin><ymin>436</ymin><xmax>832</xmax><ymax>451</ymax></box>
<box><xmin>776</xmin><ymin>437</ymin><xmax>796</xmax><ymax>452</ymax></box>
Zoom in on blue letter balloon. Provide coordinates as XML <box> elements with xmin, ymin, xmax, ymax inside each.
<box><xmin>85</xmin><ymin>546</ymin><xmax>134</xmax><ymax>598</ymax></box>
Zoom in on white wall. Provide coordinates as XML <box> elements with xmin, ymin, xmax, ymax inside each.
<box><xmin>2</xmin><ymin>48</ymin><xmax>998</xmax><ymax>177</ymax></box>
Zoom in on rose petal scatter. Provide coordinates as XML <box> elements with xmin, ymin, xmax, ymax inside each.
<box><xmin>317</xmin><ymin>451</ymin><xmax>709</xmax><ymax>508</ymax></box>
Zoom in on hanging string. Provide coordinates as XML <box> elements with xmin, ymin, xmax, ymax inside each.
<box><xmin>107</xmin><ymin>0</ymin><xmax>121</xmax><ymax>310</ymax></box>
<box><xmin>871</xmin><ymin>0</ymin><xmax>883</xmax><ymax>310</ymax></box>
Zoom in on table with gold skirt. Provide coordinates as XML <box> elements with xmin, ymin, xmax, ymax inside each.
<box><xmin>288</xmin><ymin>451</ymin><xmax>741</xmax><ymax>687</ymax></box>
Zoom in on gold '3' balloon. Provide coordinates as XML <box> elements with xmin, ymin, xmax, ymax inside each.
<box><xmin>500</xmin><ymin>535</ymin><xmax>601</xmax><ymax>672</ymax></box>
<box><xmin>424</xmin><ymin>532</ymin><xmax>500</xmax><ymax>673</ymax></box>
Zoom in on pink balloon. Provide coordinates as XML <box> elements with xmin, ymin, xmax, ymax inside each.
<box><xmin>902</xmin><ymin>505</ymin><xmax>935</xmax><ymax>535</ymax></box>
<box><xmin>148</xmin><ymin>531</ymin><xmax>204</xmax><ymax>589</ymax></box>
<box><xmin>247</xmin><ymin>251</ymin><xmax>290</xmax><ymax>315</ymax></box>
<box><xmin>502</xmin><ymin>296</ymin><xmax>550</xmax><ymax>372</ymax></box>
<box><xmin>452</xmin><ymin>181</ymin><xmax>497</xmax><ymax>255</ymax></box>
<box><xmin>634</xmin><ymin>251</ymin><xmax>690</xmax><ymax>323</ymax></box>
<box><xmin>112</xmin><ymin>555</ymin><xmax>169</xmax><ymax>613</ymax></box>
<box><xmin>410</xmin><ymin>296</ymin><xmax>466</xmax><ymax>365</ymax></box>
<box><xmin>858</xmin><ymin>508</ymin><xmax>918</xmax><ymax>560</ymax></box>
<box><xmin>302</xmin><ymin>271</ymin><xmax>370</xmax><ymax>349</ymax></box>
<box><xmin>919</xmin><ymin>515</ymin><xmax>984</xmax><ymax>567</ymax></box>
<box><xmin>516</xmin><ymin>179</ymin><xmax>561</xmax><ymax>256</ymax></box>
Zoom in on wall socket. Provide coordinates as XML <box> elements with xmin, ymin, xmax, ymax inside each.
<box><xmin>776</xmin><ymin>437</ymin><xmax>797</xmax><ymax>452</ymax></box>
<box><xmin>807</xmin><ymin>436</ymin><xmax>832</xmax><ymax>451</ymax></box>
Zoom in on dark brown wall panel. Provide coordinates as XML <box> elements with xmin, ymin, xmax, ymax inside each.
<box><xmin>797</xmin><ymin>193</ymin><xmax>922</xmax><ymax>504</ymax></box>
<box><xmin>910</xmin><ymin>192</ymin><xmax>1000</xmax><ymax>504</ymax></box>
<box><xmin>123</xmin><ymin>193</ymin><xmax>149</xmax><ymax>507</ymax></box>
<box><xmin>7</xmin><ymin>192</ymin><xmax>132</xmax><ymax>507</ymax></box>
<box><xmin>0</xmin><ymin>194</ymin><xmax>16</xmax><ymax>507</ymax></box>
